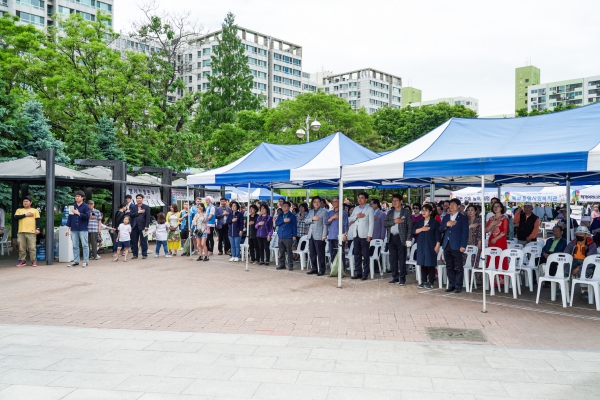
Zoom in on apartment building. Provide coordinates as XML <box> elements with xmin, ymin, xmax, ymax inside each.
<box><xmin>1</xmin><ymin>0</ymin><xmax>114</xmax><ymax>28</ymax></box>
<box><xmin>316</xmin><ymin>68</ymin><xmax>403</xmax><ymax>114</ymax></box>
<box><xmin>411</xmin><ymin>96</ymin><xmax>479</xmax><ymax>114</ymax></box>
<box><xmin>527</xmin><ymin>75</ymin><xmax>600</xmax><ymax>112</ymax></box>
<box><xmin>515</xmin><ymin>65</ymin><xmax>541</xmax><ymax>111</ymax></box>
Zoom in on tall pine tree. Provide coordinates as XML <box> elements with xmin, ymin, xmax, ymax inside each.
<box><xmin>95</xmin><ymin>115</ymin><xmax>125</xmax><ymax>161</ymax></box>
<box><xmin>21</xmin><ymin>100</ymin><xmax>69</xmax><ymax>164</ymax></box>
<box><xmin>200</xmin><ymin>12</ymin><xmax>261</xmax><ymax>130</ymax></box>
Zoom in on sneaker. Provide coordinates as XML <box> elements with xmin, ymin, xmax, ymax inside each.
<box><xmin>166</xmin><ymin>255</ymin><xmax>173</xmax><ymax>258</ymax></box>
<box><xmin>82</xmin><ymin>262</ymin><xmax>88</xmax><ymax>268</ymax></box>
<box><xmin>417</xmin><ymin>282</ymin><xmax>425</xmax><ymax>289</ymax></box>
<box><xmin>68</xmin><ymin>262</ymin><xmax>79</xmax><ymax>267</ymax></box>
<box><xmin>425</xmin><ymin>283</ymin><xmax>433</xmax><ymax>289</ymax></box>
<box><xmin>155</xmin><ymin>254</ymin><xmax>159</xmax><ymax>258</ymax></box>
<box><xmin>32</xmin><ymin>262</ymin><xmax>38</xmax><ymax>267</ymax></box>
<box><xmin>16</xmin><ymin>261</ymin><xmax>26</xmax><ymax>267</ymax></box>
<box><xmin>229</xmin><ymin>257</ymin><xmax>235</xmax><ymax>262</ymax></box>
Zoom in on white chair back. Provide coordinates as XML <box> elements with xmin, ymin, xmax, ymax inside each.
<box><xmin>581</xmin><ymin>255</ymin><xmax>600</xmax><ymax>281</ymax></box>
<box><xmin>507</xmin><ymin>243</ymin><xmax>523</xmax><ymax>250</ymax></box>
<box><xmin>482</xmin><ymin>247</ymin><xmax>502</xmax><ymax>270</ymax></box>
<box><xmin>499</xmin><ymin>249</ymin><xmax>523</xmax><ymax>273</ymax></box>
<box><xmin>408</xmin><ymin>242</ymin><xmax>418</xmax><ymax>262</ymax></box>
<box><xmin>543</xmin><ymin>253</ymin><xmax>573</xmax><ymax>278</ymax></box>
<box><xmin>464</xmin><ymin>245</ymin><xmax>478</xmax><ymax>268</ymax></box>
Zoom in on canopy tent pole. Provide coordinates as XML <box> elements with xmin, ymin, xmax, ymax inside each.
<box><xmin>430</xmin><ymin>182</ymin><xmax>435</xmax><ymax>203</ymax></box>
<box><xmin>338</xmin><ymin>172</ymin><xmax>344</xmax><ymax>289</ymax></box>
<box><xmin>566</xmin><ymin>177</ymin><xmax>571</xmax><ymax>242</ymax></box>
<box><xmin>187</xmin><ymin>185</ymin><xmax>192</xmax><ymax>261</ymax></box>
<box><xmin>246</xmin><ymin>183</ymin><xmax>251</xmax><ymax>272</ymax></box>
<box><xmin>481</xmin><ymin>175</ymin><xmax>487</xmax><ymax>313</ymax></box>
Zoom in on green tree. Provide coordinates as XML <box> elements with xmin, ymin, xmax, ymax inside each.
<box><xmin>95</xmin><ymin>115</ymin><xmax>125</xmax><ymax>161</ymax></box>
<box><xmin>20</xmin><ymin>100</ymin><xmax>69</xmax><ymax>164</ymax></box>
<box><xmin>199</xmin><ymin>11</ymin><xmax>261</xmax><ymax>131</ymax></box>
<box><xmin>373</xmin><ymin>103</ymin><xmax>478</xmax><ymax>148</ymax></box>
<box><xmin>264</xmin><ymin>91</ymin><xmax>378</xmax><ymax>146</ymax></box>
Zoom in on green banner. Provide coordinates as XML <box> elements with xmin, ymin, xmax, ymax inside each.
<box><xmin>279</xmin><ymin>189</ymin><xmax>339</xmax><ymax>197</ymax></box>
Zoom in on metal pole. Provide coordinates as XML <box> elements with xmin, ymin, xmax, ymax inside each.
<box><xmin>338</xmin><ymin>171</ymin><xmax>344</xmax><ymax>288</ymax></box>
<box><xmin>305</xmin><ymin>115</ymin><xmax>310</xmax><ymax>205</ymax></box>
<box><xmin>481</xmin><ymin>175</ymin><xmax>487</xmax><ymax>313</ymax></box>
<box><xmin>44</xmin><ymin>149</ymin><xmax>56</xmax><ymax>265</ymax></box>
<box><xmin>246</xmin><ymin>182</ymin><xmax>251</xmax><ymax>272</ymax></box>
<box><xmin>187</xmin><ymin>185</ymin><xmax>192</xmax><ymax>261</ymax></box>
<box><xmin>566</xmin><ymin>177</ymin><xmax>571</xmax><ymax>242</ymax></box>
<box><xmin>429</xmin><ymin>182</ymin><xmax>435</xmax><ymax>203</ymax></box>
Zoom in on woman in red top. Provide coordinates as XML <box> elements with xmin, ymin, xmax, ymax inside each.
<box><xmin>485</xmin><ymin>202</ymin><xmax>509</xmax><ymax>284</ymax></box>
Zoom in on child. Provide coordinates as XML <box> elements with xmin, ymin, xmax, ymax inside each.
<box><xmin>113</xmin><ymin>216</ymin><xmax>132</xmax><ymax>262</ymax></box>
<box><xmin>155</xmin><ymin>212</ymin><xmax>171</xmax><ymax>258</ymax></box>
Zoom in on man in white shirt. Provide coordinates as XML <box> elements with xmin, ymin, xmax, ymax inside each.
<box><xmin>349</xmin><ymin>192</ymin><xmax>374</xmax><ymax>280</ymax></box>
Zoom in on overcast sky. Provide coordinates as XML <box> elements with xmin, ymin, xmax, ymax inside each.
<box><xmin>114</xmin><ymin>0</ymin><xmax>600</xmax><ymax>116</ymax></box>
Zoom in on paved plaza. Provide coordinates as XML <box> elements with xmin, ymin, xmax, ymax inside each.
<box><xmin>0</xmin><ymin>252</ymin><xmax>599</xmax><ymax>398</ymax></box>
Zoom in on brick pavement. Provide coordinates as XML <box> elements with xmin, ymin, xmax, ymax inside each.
<box><xmin>0</xmin><ymin>252</ymin><xmax>599</xmax><ymax>350</ymax></box>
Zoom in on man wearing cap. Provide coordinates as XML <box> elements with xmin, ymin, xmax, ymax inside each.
<box><xmin>565</xmin><ymin>226</ymin><xmax>597</xmax><ymax>299</ymax></box>
<box><xmin>205</xmin><ymin>196</ymin><xmax>216</xmax><ymax>256</ymax></box>
<box><xmin>14</xmin><ymin>196</ymin><xmax>41</xmax><ymax>267</ymax></box>
<box><xmin>556</xmin><ymin>207</ymin><xmax>579</xmax><ymax>240</ymax></box>
<box><xmin>513</xmin><ymin>202</ymin><xmax>540</xmax><ymax>246</ymax></box>
<box><xmin>87</xmin><ymin>200</ymin><xmax>102</xmax><ymax>261</ymax></box>
<box><xmin>66</xmin><ymin>191</ymin><xmax>91</xmax><ymax>267</ymax></box>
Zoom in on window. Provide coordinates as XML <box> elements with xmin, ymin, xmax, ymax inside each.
<box><xmin>76</xmin><ymin>10</ymin><xmax>95</xmax><ymax>21</ymax></box>
<box><xmin>16</xmin><ymin>11</ymin><xmax>44</xmax><ymax>26</ymax></box>
<box><xmin>96</xmin><ymin>1</ymin><xmax>111</xmax><ymax>12</ymax></box>
<box><xmin>16</xmin><ymin>0</ymin><xmax>44</xmax><ymax>9</ymax></box>
<box><xmin>203</xmin><ymin>59</ymin><xmax>211</xmax><ymax>67</ymax></box>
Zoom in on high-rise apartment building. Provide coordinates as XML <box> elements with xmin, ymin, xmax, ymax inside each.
<box><xmin>515</xmin><ymin>65</ymin><xmax>540</xmax><ymax>111</ymax></box>
<box><xmin>411</xmin><ymin>96</ymin><xmax>479</xmax><ymax>114</ymax></box>
<box><xmin>401</xmin><ymin>87</ymin><xmax>422</xmax><ymax>108</ymax></box>
<box><xmin>527</xmin><ymin>75</ymin><xmax>600</xmax><ymax>112</ymax></box>
<box><xmin>316</xmin><ymin>68</ymin><xmax>402</xmax><ymax>114</ymax></box>
<box><xmin>1</xmin><ymin>0</ymin><xmax>114</xmax><ymax>28</ymax></box>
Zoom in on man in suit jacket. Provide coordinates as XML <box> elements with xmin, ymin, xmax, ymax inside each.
<box><xmin>349</xmin><ymin>192</ymin><xmax>375</xmax><ymax>280</ymax></box>
<box><xmin>439</xmin><ymin>198</ymin><xmax>469</xmax><ymax>293</ymax></box>
<box><xmin>384</xmin><ymin>194</ymin><xmax>412</xmax><ymax>285</ymax></box>
<box><xmin>305</xmin><ymin>196</ymin><xmax>329</xmax><ymax>275</ymax></box>
<box><xmin>129</xmin><ymin>194</ymin><xmax>151</xmax><ymax>259</ymax></box>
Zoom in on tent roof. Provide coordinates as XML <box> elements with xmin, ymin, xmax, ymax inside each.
<box><xmin>342</xmin><ymin>103</ymin><xmax>600</xmax><ymax>185</ymax></box>
<box><xmin>0</xmin><ymin>156</ymin><xmax>106</xmax><ymax>182</ymax></box>
<box><xmin>187</xmin><ymin>133</ymin><xmax>380</xmax><ymax>187</ymax></box>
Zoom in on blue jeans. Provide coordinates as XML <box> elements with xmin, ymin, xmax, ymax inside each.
<box><xmin>155</xmin><ymin>240</ymin><xmax>168</xmax><ymax>256</ymax></box>
<box><xmin>229</xmin><ymin>236</ymin><xmax>241</xmax><ymax>258</ymax></box>
<box><xmin>70</xmin><ymin>230</ymin><xmax>89</xmax><ymax>263</ymax></box>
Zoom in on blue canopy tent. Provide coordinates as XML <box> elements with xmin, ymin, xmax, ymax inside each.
<box><xmin>343</xmin><ymin>103</ymin><xmax>600</xmax><ymax>309</ymax></box>
<box><xmin>186</xmin><ymin>132</ymin><xmax>381</xmax><ymax>281</ymax></box>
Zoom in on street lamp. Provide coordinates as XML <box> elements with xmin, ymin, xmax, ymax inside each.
<box><xmin>296</xmin><ymin>115</ymin><xmax>320</xmax><ymax>203</ymax></box>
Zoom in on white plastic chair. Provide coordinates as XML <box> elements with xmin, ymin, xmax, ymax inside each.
<box><xmin>470</xmin><ymin>247</ymin><xmax>502</xmax><ymax>292</ymax></box>
<box><xmin>507</xmin><ymin>243</ymin><xmax>524</xmax><ymax>250</ymax></box>
<box><xmin>570</xmin><ymin>255</ymin><xmax>600</xmax><ymax>310</ymax></box>
<box><xmin>369</xmin><ymin>239</ymin><xmax>383</xmax><ymax>279</ymax></box>
<box><xmin>0</xmin><ymin>234</ymin><xmax>10</xmax><ymax>256</ymax></box>
<box><xmin>381</xmin><ymin>235</ymin><xmax>390</xmax><ymax>273</ymax></box>
<box><xmin>492</xmin><ymin>249</ymin><xmax>523</xmax><ymax>299</ymax></box>
<box><xmin>536</xmin><ymin>252</ymin><xmax>573</xmax><ymax>308</ymax></box>
<box><xmin>520</xmin><ymin>247</ymin><xmax>540</xmax><ymax>291</ymax></box>
<box><xmin>461</xmin><ymin>245</ymin><xmax>478</xmax><ymax>293</ymax></box>
<box><xmin>346</xmin><ymin>240</ymin><xmax>355</xmax><ymax>275</ymax></box>
<box><xmin>292</xmin><ymin>235</ymin><xmax>310</xmax><ymax>270</ymax></box>
<box><xmin>269</xmin><ymin>233</ymin><xmax>279</xmax><ymax>266</ymax></box>
<box><xmin>436</xmin><ymin>250</ymin><xmax>446</xmax><ymax>289</ymax></box>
